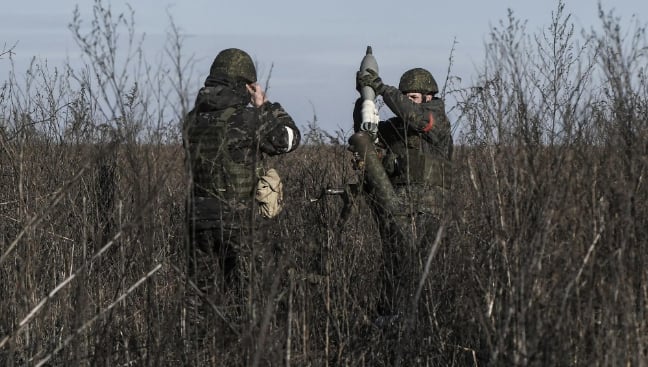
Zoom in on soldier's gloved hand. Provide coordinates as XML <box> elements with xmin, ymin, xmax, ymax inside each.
<box><xmin>357</xmin><ymin>69</ymin><xmax>386</xmax><ymax>95</ymax></box>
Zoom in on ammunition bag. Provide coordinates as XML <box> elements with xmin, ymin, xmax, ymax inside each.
<box><xmin>255</xmin><ymin>168</ymin><xmax>283</xmax><ymax>219</ymax></box>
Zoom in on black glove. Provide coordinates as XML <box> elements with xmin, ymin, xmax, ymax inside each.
<box><xmin>356</xmin><ymin>69</ymin><xmax>385</xmax><ymax>95</ymax></box>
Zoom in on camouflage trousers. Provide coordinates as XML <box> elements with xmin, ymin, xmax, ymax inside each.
<box><xmin>370</xmin><ymin>184</ymin><xmax>448</xmax><ymax>318</ymax></box>
<box><xmin>183</xmin><ymin>197</ymin><xmax>285</xmax><ymax>358</ymax></box>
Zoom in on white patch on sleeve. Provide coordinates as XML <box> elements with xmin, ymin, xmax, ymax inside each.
<box><xmin>284</xmin><ymin>126</ymin><xmax>295</xmax><ymax>152</ymax></box>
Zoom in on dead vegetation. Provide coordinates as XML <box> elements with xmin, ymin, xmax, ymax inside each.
<box><xmin>1</xmin><ymin>1</ymin><xmax>647</xmax><ymax>365</ymax></box>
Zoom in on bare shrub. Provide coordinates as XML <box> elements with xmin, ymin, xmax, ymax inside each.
<box><xmin>1</xmin><ymin>0</ymin><xmax>647</xmax><ymax>366</ymax></box>
<box><xmin>452</xmin><ymin>2</ymin><xmax>648</xmax><ymax>366</ymax></box>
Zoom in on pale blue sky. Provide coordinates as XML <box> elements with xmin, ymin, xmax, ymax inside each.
<box><xmin>1</xmin><ymin>0</ymin><xmax>645</xmax><ymax>135</ymax></box>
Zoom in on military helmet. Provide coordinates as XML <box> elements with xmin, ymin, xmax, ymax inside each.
<box><xmin>209</xmin><ymin>48</ymin><xmax>257</xmax><ymax>83</ymax></box>
<box><xmin>398</xmin><ymin>68</ymin><xmax>438</xmax><ymax>94</ymax></box>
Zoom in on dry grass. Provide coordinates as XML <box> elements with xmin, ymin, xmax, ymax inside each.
<box><xmin>1</xmin><ymin>1</ymin><xmax>648</xmax><ymax>366</ymax></box>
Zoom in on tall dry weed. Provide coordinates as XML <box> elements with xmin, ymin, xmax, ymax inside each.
<box><xmin>1</xmin><ymin>0</ymin><xmax>647</xmax><ymax>366</ymax></box>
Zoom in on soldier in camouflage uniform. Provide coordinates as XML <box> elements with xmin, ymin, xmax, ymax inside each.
<box><xmin>352</xmin><ymin>67</ymin><xmax>453</xmax><ymax>320</ymax></box>
<box><xmin>183</xmin><ymin>48</ymin><xmax>300</xmax><ymax>319</ymax></box>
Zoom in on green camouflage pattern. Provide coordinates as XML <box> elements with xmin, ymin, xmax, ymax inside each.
<box><xmin>185</xmin><ymin>84</ymin><xmax>300</xmax><ymax>205</ymax></box>
<box><xmin>398</xmin><ymin>68</ymin><xmax>438</xmax><ymax>94</ymax></box>
<box><xmin>350</xmin><ymin>64</ymin><xmax>452</xmax><ymax>319</ymax></box>
<box><xmin>380</xmin><ymin>85</ymin><xmax>453</xmax><ymax>160</ymax></box>
<box><xmin>351</xmin><ymin>81</ymin><xmax>453</xmax><ymax>214</ymax></box>
<box><xmin>184</xmin><ymin>61</ymin><xmax>300</xmax><ymax>338</ymax></box>
<box><xmin>209</xmin><ymin>48</ymin><xmax>257</xmax><ymax>83</ymax></box>
<box><xmin>187</xmin><ymin>106</ymin><xmax>261</xmax><ymax>200</ymax></box>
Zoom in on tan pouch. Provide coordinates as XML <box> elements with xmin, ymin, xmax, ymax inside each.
<box><xmin>255</xmin><ymin>168</ymin><xmax>283</xmax><ymax>219</ymax></box>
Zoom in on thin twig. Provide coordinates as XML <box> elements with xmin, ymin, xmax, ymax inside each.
<box><xmin>413</xmin><ymin>222</ymin><xmax>446</xmax><ymax>309</ymax></box>
<box><xmin>34</xmin><ymin>264</ymin><xmax>162</xmax><ymax>367</ymax></box>
<box><xmin>0</xmin><ymin>165</ymin><xmax>88</xmax><ymax>265</ymax></box>
<box><xmin>0</xmin><ymin>231</ymin><xmax>124</xmax><ymax>349</ymax></box>
<box><xmin>169</xmin><ymin>264</ymin><xmax>240</xmax><ymax>337</ymax></box>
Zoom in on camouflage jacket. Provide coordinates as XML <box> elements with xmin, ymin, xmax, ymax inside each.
<box><xmin>353</xmin><ymin>85</ymin><xmax>453</xmax><ymax>188</ymax></box>
<box><xmin>184</xmin><ymin>82</ymin><xmax>300</xmax><ymax>203</ymax></box>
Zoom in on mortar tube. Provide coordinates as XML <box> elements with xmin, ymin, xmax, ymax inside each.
<box><xmin>348</xmin><ymin>131</ymin><xmax>403</xmax><ymax>221</ymax></box>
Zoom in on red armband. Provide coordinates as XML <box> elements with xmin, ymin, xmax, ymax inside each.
<box><xmin>422</xmin><ymin>113</ymin><xmax>435</xmax><ymax>132</ymax></box>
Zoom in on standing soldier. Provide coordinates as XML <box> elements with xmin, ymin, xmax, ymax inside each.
<box><xmin>351</xmin><ymin>67</ymin><xmax>453</xmax><ymax>321</ymax></box>
<box><xmin>183</xmin><ymin>48</ymin><xmax>300</xmax><ymax>347</ymax></box>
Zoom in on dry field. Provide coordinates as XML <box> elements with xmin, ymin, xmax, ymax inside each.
<box><xmin>1</xmin><ymin>1</ymin><xmax>647</xmax><ymax>366</ymax></box>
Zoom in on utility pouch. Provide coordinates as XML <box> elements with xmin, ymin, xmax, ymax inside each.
<box><xmin>255</xmin><ymin>168</ymin><xmax>283</xmax><ymax>219</ymax></box>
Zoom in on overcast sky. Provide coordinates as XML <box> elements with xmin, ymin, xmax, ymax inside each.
<box><xmin>1</xmin><ymin>0</ymin><xmax>646</xmax><ymax>135</ymax></box>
